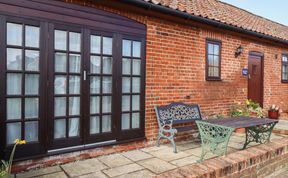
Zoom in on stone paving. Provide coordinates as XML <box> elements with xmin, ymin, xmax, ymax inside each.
<box><xmin>15</xmin><ymin>132</ymin><xmax>288</xmax><ymax>178</ymax></box>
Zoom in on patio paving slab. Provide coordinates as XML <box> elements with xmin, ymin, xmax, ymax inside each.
<box><xmin>140</xmin><ymin>145</ymin><xmax>170</xmax><ymax>153</ymax></box>
<box><xmin>103</xmin><ymin>163</ymin><xmax>144</xmax><ymax>177</ymax></box>
<box><xmin>148</xmin><ymin>148</ymin><xmax>191</xmax><ymax>161</ymax></box>
<box><xmin>169</xmin><ymin>155</ymin><xmax>199</xmax><ymax>167</ymax></box>
<box><xmin>98</xmin><ymin>154</ymin><xmax>133</xmax><ymax>168</ymax></box>
<box><xmin>76</xmin><ymin>171</ymin><xmax>108</xmax><ymax>178</ymax></box>
<box><xmin>121</xmin><ymin>150</ymin><xmax>153</xmax><ymax>162</ymax></box>
<box><xmin>40</xmin><ymin>172</ymin><xmax>68</xmax><ymax>178</ymax></box>
<box><xmin>16</xmin><ymin>166</ymin><xmax>62</xmax><ymax>178</ymax></box>
<box><xmin>61</xmin><ymin>158</ymin><xmax>107</xmax><ymax>177</ymax></box>
<box><xmin>137</xmin><ymin>158</ymin><xmax>176</xmax><ymax>174</ymax></box>
<box><xmin>115</xmin><ymin>170</ymin><xmax>155</xmax><ymax>178</ymax></box>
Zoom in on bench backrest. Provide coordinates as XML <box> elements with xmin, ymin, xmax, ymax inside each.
<box><xmin>155</xmin><ymin>102</ymin><xmax>202</xmax><ymax>127</ymax></box>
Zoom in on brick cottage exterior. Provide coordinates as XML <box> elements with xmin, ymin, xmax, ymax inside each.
<box><xmin>0</xmin><ymin>0</ymin><xmax>288</xmax><ymax>171</ymax></box>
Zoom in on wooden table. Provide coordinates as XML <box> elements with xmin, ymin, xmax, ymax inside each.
<box><xmin>196</xmin><ymin>117</ymin><xmax>278</xmax><ymax>162</ymax></box>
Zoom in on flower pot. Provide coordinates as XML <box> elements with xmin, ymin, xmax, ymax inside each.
<box><xmin>268</xmin><ymin>110</ymin><xmax>279</xmax><ymax>119</ymax></box>
<box><xmin>234</xmin><ymin>128</ymin><xmax>245</xmax><ymax>134</ymax></box>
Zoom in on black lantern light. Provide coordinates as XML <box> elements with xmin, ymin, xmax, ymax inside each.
<box><xmin>235</xmin><ymin>45</ymin><xmax>244</xmax><ymax>58</ymax></box>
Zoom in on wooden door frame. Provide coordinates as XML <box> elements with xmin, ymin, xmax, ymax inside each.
<box><xmin>248</xmin><ymin>51</ymin><xmax>264</xmax><ymax>107</ymax></box>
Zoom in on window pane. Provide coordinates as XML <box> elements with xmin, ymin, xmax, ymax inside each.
<box><xmin>132</xmin><ymin>60</ymin><xmax>141</xmax><ymax>75</ymax></box>
<box><xmin>103</xmin><ymin>77</ymin><xmax>112</xmax><ymax>94</ymax></box>
<box><xmin>69</xmin><ymin>118</ymin><xmax>79</xmax><ymax>137</ymax></box>
<box><xmin>25</xmin><ymin>26</ymin><xmax>39</xmax><ymax>48</ymax></box>
<box><xmin>69</xmin><ymin>97</ymin><xmax>80</xmax><ymax>116</ymax></box>
<box><xmin>90</xmin><ymin>56</ymin><xmax>101</xmax><ymax>74</ymax></box>
<box><xmin>69</xmin><ymin>76</ymin><xmax>80</xmax><ymax>94</ymax></box>
<box><xmin>283</xmin><ymin>73</ymin><xmax>288</xmax><ymax>80</ymax></box>
<box><xmin>54</xmin><ymin>75</ymin><xmax>67</xmax><ymax>94</ymax></box>
<box><xmin>213</xmin><ymin>67</ymin><xmax>219</xmax><ymax>77</ymax></box>
<box><xmin>121</xmin><ymin>113</ymin><xmax>130</xmax><ymax>130</ymax></box>
<box><xmin>69</xmin><ymin>32</ymin><xmax>81</xmax><ymax>52</ymax></box>
<box><xmin>25</xmin><ymin>74</ymin><xmax>39</xmax><ymax>95</ymax></box>
<box><xmin>25</xmin><ymin>50</ymin><xmax>39</xmax><ymax>71</ymax></box>
<box><xmin>213</xmin><ymin>44</ymin><xmax>219</xmax><ymax>55</ymax></box>
<box><xmin>7</xmin><ymin>23</ymin><xmax>22</xmax><ymax>46</ymax></box>
<box><xmin>69</xmin><ymin>54</ymin><xmax>81</xmax><ymax>73</ymax></box>
<box><xmin>7</xmin><ymin>122</ymin><xmax>21</xmax><ymax>144</ymax></box>
<box><xmin>132</xmin><ymin>77</ymin><xmax>141</xmax><ymax>93</ymax></box>
<box><xmin>132</xmin><ymin>41</ymin><xmax>141</xmax><ymax>58</ymax></box>
<box><xmin>283</xmin><ymin>55</ymin><xmax>288</xmax><ymax>62</ymax></box>
<box><xmin>122</xmin><ymin>77</ymin><xmax>131</xmax><ymax>93</ymax></box>
<box><xmin>7</xmin><ymin>48</ymin><xmax>22</xmax><ymax>70</ymax></box>
<box><xmin>7</xmin><ymin>98</ymin><xmax>21</xmax><ymax>120</ymax></box>
<box><xmin>103</xmin><ymin>37</ymin><xmax>112</xmax><ymax>55</ymax></box>
<box><xmin>132</xmin><ymin>112</ymin><xmax>140</xmax><ymax>129</ymax></box>
<box><xmin>54</xmin><ymin>97</ymin><xmax>66</xmax><ymax>117</ymax></box>
<box><xmin>102</xmin><ymin>115</ymin><xmax>111</xmax><ymax>132</ymax></box>
<box><xmin>103</xmin><ymin>56</ymin><xmax>112</xmax><ymax>74</ymax></box>
<box><xmin>122</xmin><ymin>95</ymin><xmax>130</xmax><ymax>111</ymax></box>
<box><xmin>54</xmin><ymin>119</ymin><xmax>66</xmax><ymax>139</ymax></box>
<box><xmin>208</xmin><ymin>43</ymin><xmax>213</xmax><ymax>54</ymax></box>
<box><xmin>132</xmin><ymin>95</ymin><xmax>140</xmax><ymax>111</ymax></box>
<box><xmin>7</xmin><ymin>73</ymin><xmax>22</xmax><ymax>95</ymax></box>
<box><xmin>122</xmin><ymin>58</ymin><xmax>131</xmax><ymax>75</ymax></box>
<box><xmin>208</xmin><ymin>55</ymin><xmax>213</xmax><ymax>66</ymax></box>
<box><xmin>122</xmin><ymin>40</ymin><xmax>131</xmax><ymax>56</ymax></box>
<box><xmin>91</xmin><ymin>35</ymin><xmax>101</xmax><ymax>54</ymax></box>
<box><xmin>55</xmin><ymin>53</ymin><xmax>67</xmax><ymax>72</ymax></box>
<box><xmin>90</xmin><ymin>76</ymin><xmax>100</xmax><ymax>94</ymax></box>
<box><xmin>55</xmin><ymin>30</ymin><xmax>67</xmax><ymax>50</ymax></box>
<box><xmin>102</xmin><ymin>96</ymin><xmax>111</xmax><ymax>113</ymax></box>
<box><xmin>90</xmin><ymin>116</ymin><xmax>100</xmax><ymax>134</ymax></box>
<box><xmin>208</xmin><ymin>67</ymin><xmax>214</xmax><ymax>77</ymax></box>
<box><xmin>25</xmin><ymin>98</ymin><xmax>39</xmax><ymax>119</ymax></box>
<box><xmin>25</xmin><ymin>121</ymin><xmax>38</xmax><ymax>142</ymax></box>
<box><xmin>213</xmin><ymin>56</ymin><xmax>219</xmax><ymax>67</ymax></box>
<box><xmin>90</xmin><ymin>96</ymin><xmax>100</xmax><ymax>114</ymax></box>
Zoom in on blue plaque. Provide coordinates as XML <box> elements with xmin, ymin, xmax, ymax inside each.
<box><xmin>242</xmin><ymin>68</ymin><xmax>248</xmax><ymax>76</ymax></box>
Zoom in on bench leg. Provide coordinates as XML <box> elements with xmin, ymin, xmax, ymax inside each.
<box><xmin>169</xmin><ymin>137</ymin><xmax>177</xmax><ymax>153</ymax></box>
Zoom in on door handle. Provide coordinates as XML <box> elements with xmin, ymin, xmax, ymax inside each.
<box><xmin>83</xmin><ymin>70</ymin><xmax>87</xmax><ymax>81</ymax></box>
<box><xmin>248</xmin><ymin>74</ymin><xmax>251</xmax><ymax>79</ymax></box>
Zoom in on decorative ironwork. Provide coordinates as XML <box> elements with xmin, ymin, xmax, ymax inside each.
<box><xmin>196</xmin><ymin>120</ymin><xmax>235</xmax><ymax>162</ymax></box>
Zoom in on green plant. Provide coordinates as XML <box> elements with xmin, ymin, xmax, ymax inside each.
<box><xmin>229</xmin><ymin>100</ymin><xmax>263</xmax><ymax>118</ymax></box>
<box><xmin>269</xmin><ymin>105</ymin><xmax>280</xmax><ymax>112</ymax></box>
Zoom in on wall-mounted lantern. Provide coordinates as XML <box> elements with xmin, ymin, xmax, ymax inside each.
<box><xmin>235</xmin><ymin>45</ymin><xmax>244</xmax><ymax>58</ymax></box>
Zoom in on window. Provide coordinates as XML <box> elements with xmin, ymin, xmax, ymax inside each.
<box><xmin>282</xmin><ymin>54</ymin><xmax>288</xmax><ymax>82</ymax></box>
<box><xmin>206</xmin><ymin>40</ymin><xmax>221</xmax><ymax>80</ymax></box>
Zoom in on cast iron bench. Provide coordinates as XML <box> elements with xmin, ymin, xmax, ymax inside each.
<box><xmin>196</xmin><ymin>117</ymin><xmax>278</xmax><ymax>162</ymax></box>
<box><xmin>155</xmin><ymin>102</ymin><xmax>203</xmax><ymax>153</ymax></box>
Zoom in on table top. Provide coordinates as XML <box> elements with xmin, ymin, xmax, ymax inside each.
<box><xmin>200</xmin><ymin>117</ymin><xmax>278</xmax><ymax>129</ymax></box>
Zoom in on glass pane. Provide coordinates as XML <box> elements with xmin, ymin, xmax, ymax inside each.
<box><xmin>69</xmin><ymin>32</ymin><xmax>81</xmax><ymax>52</ymax></box>
<box><xmin>283</xmin><ymin>65</ymin><xmax>288</xmax><ymax>73</ymax></box>
<box><xmin>7</xmin><ymin>23</ymin><xmax>22</xmax><ymax>46</ymax></box>
<box><xmin>122</xmin><ymin>95</ymin><xmax>130</xmax><ymax>111</ymax></box>
<box><xmin>208</xmin><ymin>43</ymin><xmax>213</xmax><ymax>54</ymax></box>
<box><xmin>90</xmin><ymin>76</ymin><xmax>100</xmax><ymax>94</ymax></box>
<box><xmin>69</xmin><ymin>54</ymin><xmax>81</xmax><ymax>73</ymax></box>
<box><xmin>122</xmin><ymin>40</ymin><xmax>131</xmax><ymax>56</ymax></box>
<box><xmin>25</xmin><ymin>121</ymin><xmax>38</xmax><ymax>142</ymax></box>
<box><xmin>213</xmin><ymin>56</ymin><xmax>219</xmax><ymax>67</ymax></box>
<box><xmin>283</xmin><ymin>73</ymin><xmax>288</xmax><ymax>80</ymax></box>
<box><xmin>7</xmin><ymin>122</ymin><xmax>21</xmax><ymax>144</ymax></box>
<box><xmin>25</xmin><ymin>74</ymin><xmax>39</xmax><ymax>95</ymax></box>
<box><xmin>122</xmin><ymin>58</ymin><xmax>131</xmax><ymax>75</ymax></box>
<box><xmin>7</xmin><ymin>98</ymin><xmax>21</xmax><ymax>120</ymax></box>
<box><xmin>7</xmin><ymin>48</ymin><xmax>22</xmax><ymax>70</ymax></box>
<box><xmin>55</xmin><ymin>30</ymin><xmax>67</xmax><ymax>50</ymax></box>
<box><xmin>208</xmin><ymin>55</ymin><xmax>213</xmax><ymax>66</ymax></box>
<box><xmin>103</xmin><ymin>37</ymin><xmax>112</xmax><ymax>55</ymax></box>
<box><xmin>132</xmin><ymin>41</ymin><xmax>141</xmax><ymax>58</ymax></box>
<box><xmin>90</xmin><ymin>96</ymin><xmax>100</xmax><ymax>114</ymax></box>
<box><xmin>103</xmin><ymin>77</ymin><xmax>112</xmax><ymax>94</ymax></box>
<box><xmin>283</xmin><ymin>56</ymin><xmax>288</xmax><ymax>62</ymax></box>
<box><xmin>25</xmin><ymin>26</ymin><xmax>39</xmax><ymax>48</ymax></box>
<box><xmin>132</xmin><ymin>77</ymin><xmax>141</xmax><ymax>93</ymax></box>
<box><xmin>132</xmin><ymin>60</ymin><xmax>141</xmax><ymax>75</ymax></box>
<box><xmin>69</xmin><ymin>118</ymin><xmax>79</xmax><ymax>137</ymax></box>
<box><xmin>25</xmin><ymin>98</ymin><xmax>39</xmax><ymax>119</ymax></box>
<box><xmin>213</xmin><ymin>44</ymin><xmax>219</xmax><ymax>55</ymax></box>
<box><xmin>208</xmin><ymin>67</ymin><xmax>214</xmax><ymax>77</ymax></box>
<box><xmin>90</xmin><ymin>116</ymin><xmax>100</xmax><ymax>134</ymax></box>
<box><xmin>132</xmin><ymin>112</ymin><xmax>140</xmax><ymax>129</ymax></box>
<box><xmin>69</xmin><ymin>76</ymin><xmax>80</xmax><ymax>94</ymax></box>
<box><xmin>54</xmin><ymin>97</ymin><xmax>66</xmax><ymax>117</ymax></box>
<box><xmin>54</xmin><ymin>119</ymin><xmax>66</xmax><ymax>139</ymax></box>
<box><xmin>55</xmin><ymin>53</ymin><xmax>67</xmax><ymax>72</ymax></box>
<box><xmin>132</xmin><ymin>95</ymin><xmax>140</xmax><ymax>111</ymax></box>
<box><xmin>213</xmin><ymin>67</ymin><xmax>219</xmax><ymax>77</ymax></box>
<box><xmin>25</xmin><ymin>50</ymin><xmax>39</xmax><ymax>71</ymax></box>
<box><xmin>91</xmin><ymin>35</ymin><xmax>101</xmax><ymax>54</ymax></box>
<box><xmin>102</xmin><ymin>115</ymin><xmax>111</xmax><ymax>132</ymax></box>
<box><xmin>122</xmin><ymin>77</ymin><xmax>131</xmax><ymax>93</ymax></box>
<box><xmin>7</xmin><ymin>73</ymin><xmax>22</xmax><ymax>95</ymax></box>
<box><xmin>69</xmin><ymin>97</ymin><xmax>80</xmax><ymax>116</ymax></box>
<box><xmin>54</xmin><ymin>75</ymin><xmax>67</xmax><ymax>94</ymax></box>
<box><xmin>90</xmin><ymin>56</ymin><xmax>101</xmax><ymax>74</ymax></box>
<box><xmin>102</xmin><ymin>96</ymin><xmax>111</xmax><ymax>113</ymax></box>
<box><xmin>121</xmin><ymin>113</ymin><xmax>130</xmax><ymax>130</ymax></box>
<box><xmin>103</xmin><ymin>56</ymin><xmax>112</xmax><ymax>74</ymax></box>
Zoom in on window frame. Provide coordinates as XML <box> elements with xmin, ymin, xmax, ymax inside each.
<box><xmin>205</xmin><ymin>39</ymin><xmax>222</xmax><ymax>81</ymax></box>
<box><xmin>282</xmin><ymin>54</ymin><xmax>288</xmax><ymax>83</ymax></box>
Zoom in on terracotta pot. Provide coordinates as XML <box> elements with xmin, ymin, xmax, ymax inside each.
<box><xmin>234</xmin><ymin>128</ymin><xmax>245</xmax><ymax>134</ymax></box>
<box><xmin>268</xmin><ymin>110</ymin><xmax>279</xmax><ymax>119</ymax></box>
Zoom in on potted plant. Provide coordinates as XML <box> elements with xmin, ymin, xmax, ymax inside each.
<box><xmin>268</xmin><ymin>105</ymin><xmax>280</xmax><ymax>119</ymax></box>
